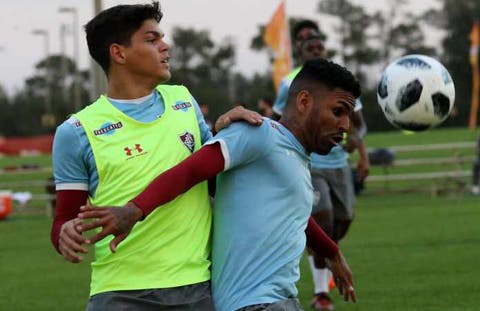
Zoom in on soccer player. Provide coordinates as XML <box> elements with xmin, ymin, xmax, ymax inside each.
<box><xmin>273</xmin><ymin>21</ymin><xmax>369</xmax><ymax>311</ymax></box>
<box><xmin>50</xmin><ymin>2</ymin><xmax>262</xmax><ymax>310</ymax></box>
<box><xmin>77</xmin><ymin>58</ymin><xmax>360</xmax><ymax>311</ymax></box>
<box><xmin>272</xmin><ymin>20</ymin><xmax>324</xmax><ymax>117</ymax></box>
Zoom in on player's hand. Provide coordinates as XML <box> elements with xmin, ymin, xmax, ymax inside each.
<box><xmin>215</xmin><ymin>106</ymin><xmax>263</xmax><ymax>132</ymax></box>
<box><xmin>343</xmin><ymin>135</ymin><xmax>360</xmax><ymax>153</ymax></box>
<box><xmin>58</xmin><ymin>218</ymin><xmax>88</xmax><ymax>263</ymax></box>
<box><xmin>325</xmin><ymin>250</ymin><xmax>356</xmax><ymax>303</ymax></box>
<box><xmin>76</xmin><ymin>202</ymin><xmax>143</xmax><ymax>253</ymax></box>
<box><xmin>356</xmin><ymin>157</ymin><xmax>369</xmax><ymax>182</ymax></box>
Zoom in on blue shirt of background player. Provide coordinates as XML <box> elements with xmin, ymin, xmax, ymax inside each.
<box><xmin>52</xmin><ymin>90</ymin><xmax>212</xmax><ymax>195</ymax></box>
<box><xmin>205</xmin><ymin>119</ymin><xmax>312</xmax><ymax>311</ymax></box>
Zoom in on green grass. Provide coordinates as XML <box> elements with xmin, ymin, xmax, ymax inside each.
<box><xmin>0</xmin><ymin>215</ymin><xmax>92</xmax><ymax>311</ymax></box>
<box><xmin>1</xmin><ymin>192</ymin><xmax>479</xmax><ymax>310</ymax></box>
<box><xmin>297</xmin><ymin>192</ymin><xmax>480</xmax><ymax>310</ymax></box>
<box><xmin>1</xmin><ymin>127</ymin><xmax>479</xmax><ymax>310</ymax></box>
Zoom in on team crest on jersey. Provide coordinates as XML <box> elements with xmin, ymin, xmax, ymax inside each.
<box><xmin>93</xmin><ymin>121</ymin><xmax>123</xmax><ymax>136</ymax></box>
<box><xmin>172</xmin><ymin>101</ymin><xmax>192</xmax><ymax>112</ymax></box>
<box><xmin>179</xmin><ymin>131</ymin><xmax>195</xmax><ymax>153</ymax></box>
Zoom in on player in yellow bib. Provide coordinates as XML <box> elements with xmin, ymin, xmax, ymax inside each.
<box><xmin>51</xmin><ymin>2</ymin><xmax>262</xmax><ymax>310</ymax></box>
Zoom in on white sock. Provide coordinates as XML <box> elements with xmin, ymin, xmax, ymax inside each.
<box><xmin>308</xmin><ymin>256</ymin><xmax>331</xmax><ymax>294</ymax></box>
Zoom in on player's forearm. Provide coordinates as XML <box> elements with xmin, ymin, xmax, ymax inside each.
<box><xmin>305</xmin><ymin>216</ymin><xmax>339</xmax><ymax>259</ymax></box>
<box><xmin>132</xmin><ymin>143</ymin><xmax>224</xmax><ymax>216</ymax></box>
<box><xmin>51</xmin><ymin>190</ymin><xmax>89</xmax><ymax>253</ymax></box>
<box><xmin>356</xmin><ymin>140</ymin><xmax>369</xmax><ymax>164</ymax></box>
<box><xmin>352</xmin><ymin>110</ymin><xmax>367</xmax><ymax>139</ymax></box>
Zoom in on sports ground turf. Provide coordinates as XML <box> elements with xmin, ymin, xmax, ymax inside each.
<box><xmin>1</xmin><ymin>127</ymin><xmax>479</xmax><ymax>310</ymax></box>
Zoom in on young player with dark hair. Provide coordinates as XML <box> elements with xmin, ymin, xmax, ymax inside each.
<box><xmin>51</xmin><ymin>2</ymin><xmax>262</xmax><ymax>310</ymax></box>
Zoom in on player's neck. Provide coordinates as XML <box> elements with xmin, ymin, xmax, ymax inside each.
<box><xmin>279</xmin><ymin>117</ymin><xmax>310</xmax><ymax>152</ymax></box>
<box><xmin>106</xmin><ymin>71</ymin><xmax>158</xmax><ymax>100</ymax></box>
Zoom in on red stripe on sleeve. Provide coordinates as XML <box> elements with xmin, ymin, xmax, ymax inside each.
<box><xmin>132</xmin><ymin>143</ymin><xmax>225</xmax><ymax>216</ymax></box>
<box><xmin>305</xmin><ymin>216</ymin><xmax>339</xmax><ymax>259</ymax></box>
<box><xmin>51</xmin><ymin>190</ymin><xmax>89</xmax><ymax>253</ymax></box>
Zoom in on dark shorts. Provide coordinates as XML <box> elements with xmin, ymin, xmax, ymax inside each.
<box><xmin>311</xmin><ymin>165</ymin><xmax>355</xmax><ymax>220</ymax></box>
<box><xmin>86</xmin><ymin>281</ymin><xmax>214</xmax><ymax>311</ymax></box>
<box><xmin>237</xmin><ymin>298</ymin><xmax>303</xmax><ymax>311</ymax></box>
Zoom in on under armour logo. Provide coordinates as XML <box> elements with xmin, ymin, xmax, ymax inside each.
<box><xmin>124</xmin><ymin>144</ymin><xmax>143</xmax><ymax>156</ymax></box>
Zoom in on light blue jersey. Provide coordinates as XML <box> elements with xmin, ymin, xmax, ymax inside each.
<box><xmin>52</xmin><ymin>90</ymin><xmax>212</xmax><ymax>196</ymax></box>
<box><xmin>205</xmin><ymin>119</ymin><xmax>312</xmax><ymax>311</ymax></box>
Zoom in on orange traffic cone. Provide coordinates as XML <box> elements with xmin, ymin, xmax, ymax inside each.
<box><xmin>328</xmin><ymin>276</ymin><xmax>336</xmax><ymax>290</ymax></box>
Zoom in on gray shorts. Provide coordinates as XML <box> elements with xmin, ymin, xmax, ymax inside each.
<box><xmin>237</xmin><ymin>298</ymin><xmax>303</xmax><ymax>311</ymax></box>
<box><xmin>86</xmin><ymin>281</ymin><xmax>214</xmax><ymax>311</ymax></box>
<box><xmin>311</xmin><ymin>165</ymin><xmax>355</xmax><ymax>220</ymax></box>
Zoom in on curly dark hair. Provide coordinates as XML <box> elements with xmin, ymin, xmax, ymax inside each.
<box><xmin>85</xmin><ymin>1</ymin><xmax>163</xmax><ymax>74</ymax></box>
<box><xmin>288</xmin><ymin>58</ymin><xmax>361</xmax><ymax>103</ymax></box>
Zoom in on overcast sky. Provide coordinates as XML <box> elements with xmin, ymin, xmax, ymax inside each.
<box><xmin>0</xmin><ymin>0</ymin><xmax>438</xmax><ymax>96</ymax></box>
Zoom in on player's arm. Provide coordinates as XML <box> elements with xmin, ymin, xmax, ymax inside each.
<box><xmin>77</xmin><ymin>143</ymin><xmax>225</xmax><ymax>252</ymax></box>
<box><xmin>347</xmin><ymin>109</ymin><xmax>369</xmax><ymax>182</ymax></box>
<box><xmin>306</xmin><ymin>217</ymin><xmax>356</xmax><ymax>303</ymax></box>
<box><xmin>52</xmin><ymin>190</ymin><xmax>89</xmax><ymax>263</ymax></box>
<box><xmin>305</xmin><ymin>216</ymin><xmax>338</xmax><ymax>258</ymax></box>
<box><xmin>50</xmin><ymin>121</ymin><xmax>90</xmax><ymax>263</ymax></box>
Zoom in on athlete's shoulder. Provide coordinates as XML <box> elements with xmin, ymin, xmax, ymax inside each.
<box><xmin>57</xmin><ymin>116</ymin><xmax>83</xmax><ymax>132</ymax></box>
<box><xmin>54</xmin><ymin>116</ymin><xmax>84</xmax><ymax>146</ymax></box>
<box><xmin>156</xmin><ymin>84</ymin><xmax>190</xmax><ymax>93</ymax></box>
<box><xmin>225</xmin><ymin>117</ymin><xmax>275</xmax><ymax>134</ymax></box>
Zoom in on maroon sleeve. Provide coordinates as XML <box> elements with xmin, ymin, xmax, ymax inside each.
<box><xmin>51</xmin><ymin>190</ymin><xmax>89</xmax><ymax>253</ymax></box>
<box><xmin>305</xmin><ymin>216</ymin><xmax>339</xmax><ymax>259</ymax></box>
<box><xmin>132</xmin><ymin>143</ymin><xmax>224</xmax><ymax>216</ymax></box>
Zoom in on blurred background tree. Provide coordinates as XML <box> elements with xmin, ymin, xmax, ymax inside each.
<box><xmin>422</xmin><ymin>0</ymin><xmax>480</xmax><ymax>128</ymax></box>
<box><xmin>1</xmin><ymin>0</ymin><xmax>479</xmax><ymax>135</ymax></box>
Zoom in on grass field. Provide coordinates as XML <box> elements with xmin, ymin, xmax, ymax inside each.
<box><xmin>1</xmin><ymin>127</ymin><xmax>479</xmax><ymax>310</ymax></box>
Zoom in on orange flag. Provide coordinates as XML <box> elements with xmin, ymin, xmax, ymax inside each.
<box><xmin>263</xmin><ymin>0</ymin><xmax>293</xmax><ymax>91</ymax></box>
<box><xmin>470</xmin><ymin>21</ymin><xmax>479</xmax><ymax>65</ymax></box>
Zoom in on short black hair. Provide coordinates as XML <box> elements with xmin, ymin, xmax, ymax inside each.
<box><xmin>292</xmin><ymin>20</ymin><xmax>319</xmax><ymax>39</ymax></box>
<box><xmin>287</xmin><ymin>59</ymin><xmax>361</xmax><ymax>104</ymax></box>
<box><xmin>85</xmin><ymin>1</ymin><xmax>163</xmax><ymax>74</ymax></box>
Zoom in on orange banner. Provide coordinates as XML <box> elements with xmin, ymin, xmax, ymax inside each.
<box><xmin>470</xmin><ymin>21</ymin><xmax>479</xmax><ymax>65</ymax></box>
<box><xmin>263</xmin><ymin>0</ymin><xmax>293</xmax><ymax>91</ymax></box>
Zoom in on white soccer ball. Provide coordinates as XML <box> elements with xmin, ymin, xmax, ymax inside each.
<box><xmin>377</xmin><ymin>54</ymin><xmax>455</xmax><ymax>131</ymax></box>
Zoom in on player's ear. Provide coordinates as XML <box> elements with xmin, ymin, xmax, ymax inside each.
<box><xmin>110</xmin><ymin>43</ymin><xmax>127</xmax><ymax>65</ymax></box>
<box><xmin>295</xmin><ymin>90</ymin><xmax>313</xmax><ymax>115</ymax></box>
